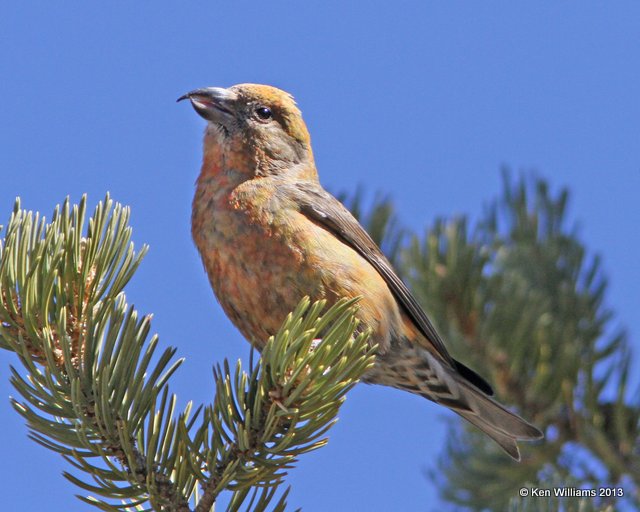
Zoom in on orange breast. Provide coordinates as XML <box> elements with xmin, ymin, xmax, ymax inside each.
<box><xmin>192</xmin><ymin>178</ymin><xmax>401</xmax><ymax>352</ymax></box>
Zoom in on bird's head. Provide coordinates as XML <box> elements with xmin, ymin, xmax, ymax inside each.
<box><xmin>179</xmin><ymin>83</ymin><xmax>315</xmax><ymax>178</ymax></box>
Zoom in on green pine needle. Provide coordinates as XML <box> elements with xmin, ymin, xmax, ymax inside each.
<box><xmin>0</xmin><ymin>195</ymin><xmax>375</xmax><ymax>511</ymax></box>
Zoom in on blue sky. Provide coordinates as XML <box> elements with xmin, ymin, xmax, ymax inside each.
<box><xmin>1</xmin><ymin>2</ymin><xmax>639</xmax><ymax>510</ymax></box>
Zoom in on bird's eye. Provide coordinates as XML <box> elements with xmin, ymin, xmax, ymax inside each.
<box><xmin>255</xmin><ymin>106</ymin><xmax>273</xmax><ymax>121</ymax></box>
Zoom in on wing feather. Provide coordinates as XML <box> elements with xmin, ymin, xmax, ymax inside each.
<box><xmin>291</xmin><ymin>182</ymin><xmax>493</xmax><ymax>394</ymax></box>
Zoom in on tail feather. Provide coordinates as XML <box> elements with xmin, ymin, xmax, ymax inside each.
<box><xmin>453</xmin><ymin>383</ymin><xmax>543</xmax><ymax>460</ymax></box>
<box><xmin>427</xmin><ymin>351</ymin><xmax>543</xmax><ymax>460</ymax></box>
<box><xmin>373</xmin><ymin>346</ymin><xmax>543</xmax><ymax>460</ymax></box>
<box><xmin>457</xmin><ymin>410</ymin><xmax>523</xmax><ymax>460</ymax></box>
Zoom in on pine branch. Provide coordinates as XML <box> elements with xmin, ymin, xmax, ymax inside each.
<box><xmin>343</xmin><ymin>172</ymin><xmax>639</xmax><ymax>510</ymax></box>
<box><xmin>0</xmin><ymin>196</ymin><xmax>375</xmax><ymax>511</ymax></box>
<box><xmin>193</xmin><ymin>297</ymin><xmax>375</xmax><ymax>510</ymax></box>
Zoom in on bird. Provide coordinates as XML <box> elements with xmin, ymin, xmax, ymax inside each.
<box><xmin>178</xmin><ymin>83</ymin><xmax>543</xmax><ymax>460</ymax></box>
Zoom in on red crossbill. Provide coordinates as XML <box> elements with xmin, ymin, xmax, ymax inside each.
<box><xmin>178</xmin><ymin>84</ymin><xmax>543</xmax><ymax>460</ymax></box>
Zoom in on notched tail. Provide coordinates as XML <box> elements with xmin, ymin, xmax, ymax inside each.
<box><xmin>453</xmin><ymin>383</ymin><xmax>544</xmax><ymax>461</ymax></box>
<box><xmin>411</xmin><ymin>350</ymin><xmax>543</xmax><ymax>460</ymax></box>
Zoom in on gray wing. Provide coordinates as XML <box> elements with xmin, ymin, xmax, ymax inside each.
<box><xmin>290</xmin><ymin>181</ymin><xmax>493</xmax><ymax>395</ymax></box>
